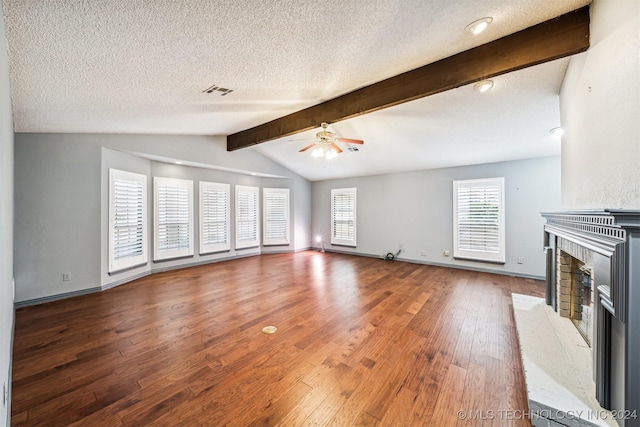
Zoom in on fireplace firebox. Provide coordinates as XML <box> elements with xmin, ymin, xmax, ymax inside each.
<box><xmin>542</xmin><ymin>210</ymin><xmax>639</xmax><ymax>426</ymax></box>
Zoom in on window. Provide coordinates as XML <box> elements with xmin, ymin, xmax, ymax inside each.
<box><xmin>263</xmin><ymin>188</ymin><xmax>290</xmax><ymax>246</ymax></box>
<box><xmin>453</xmin><ymin>177</ymin><xmax>505</xmax><ymax>263</ymax></box>
<box><xmin>235</xmin><ymin>185</ymin><xmax>260</xmax><ymax>249</ymax></box>
<box><xmin>154</xmin><ymin>177</ymin><xmax>194</xmax><ymax>261</ymax></box>
<box><xmin>108</xmin><ymin>169</ymin><xmax>148</xmax><ymax>273</ymax></box>
<box><xmin>331</xmin><ymin>188</ymin><xmax>357</xmax><ymax>247</ymax></box>
<box><xmin>199</xmin><ymin>181</ymin><xmax>230</xmax><ymax>254</ymax></box>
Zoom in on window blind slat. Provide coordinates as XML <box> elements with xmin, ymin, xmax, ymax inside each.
<box><xmin>109</xmin><ymin>169</ymin><xmax>148</xmax><ymax>273</ymax></box>
<box><xmin>331</xmin><ymin>188</ymin><xmax>357</xmax><ymax>247</ymax></box>
<box><xmin>200</xmin><ymin>185</ymin><xmax>230</xmax><ymax>252</ymax></box>
<box><xmin>154</xmin><ymin>177</ymin><xmax>194</xmax><ymax>261</ymax></box>
<box><xmin>453</xmin><ymin>178</ymin><xmax>505</xmax><ymax>263</ymax></box>
<box><xmin>113</xmin><ymin>178</ymin><xmax>144</xmax><ymax>260</ymax></box>
<box><xmin>263</xmin><ymin>189</ymin><xmax>290</xmax><ymax>245</ymax></box>
<box><xmin>157</xmin><ymin>183</ymin><xmax>191</xmax><ymax>252</ymax></box>
<box><xmin>236</xmin><ymin>185</ymin><xmax>260</xmax><ymax>249</ymax></box>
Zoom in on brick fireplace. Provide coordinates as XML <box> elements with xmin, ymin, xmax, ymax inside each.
<box><xmin>542</xmin><ymin>210</ymin><xmax>639</xmax><ymax>426</ymax></box>
<box><xmin>556</xmin><ymin>247</ymin><xmax>594</xmax><ymax>345</ymax></box>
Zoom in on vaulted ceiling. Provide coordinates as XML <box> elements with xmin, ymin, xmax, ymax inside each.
<box><xmin>2</xmin><ymin>0</ymin><xmax>591</xmax><ymax>181</ymax></box>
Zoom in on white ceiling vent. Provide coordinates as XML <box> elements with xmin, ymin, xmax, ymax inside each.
<box><xmin>202</xmin><ymin>85</ymin><xmax>234</xmax><ymax>96</ymax></box>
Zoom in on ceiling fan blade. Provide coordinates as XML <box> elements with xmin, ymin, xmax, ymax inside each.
<box><xmin>330</xmin><ymin>142</ymin><xmax>343</xmax><ymax>154</ymax></box>
<box><xmin>299</xmin><ymin>143</ymin><xmax>316</xmax><ymax>152</ymax></box>
<box><xmin>336</xmin><ymin>137</ymin><xmax>364</xmax><ymax>145</ymax></box>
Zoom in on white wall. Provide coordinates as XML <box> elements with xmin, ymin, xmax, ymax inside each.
<box><xmin>0</xmin><ymin>0</ymin><xmax>14</xmax><ymax>423</ymax></box>
<box><xmin>312</xmin><ymin>157</ymin><xmax>561</xmax><ymax>278</ymax></box>
<box><xmin>14</xmin><ymin>133</ymin><xmax>311</xmax><ymax>304</ymax></box>
<box><xmin>560</xmin><ymin>0</ymin><xmax>640</xmax><ymax>209</ymax></box>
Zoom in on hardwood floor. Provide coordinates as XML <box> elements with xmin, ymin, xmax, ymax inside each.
<box><xmin>11</xmin><ymin>251</ymin><xmax>545</xmax><ymax>426</ymax></box>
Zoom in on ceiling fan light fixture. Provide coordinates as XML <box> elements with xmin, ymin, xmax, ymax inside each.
<box><xmin>311</xmin><ymin>144</ymin><xmax>338</xmax><ymax>160</ymax></box>
<box><xmin>301</xmin><ymin>123</ymin><xmax>363</xmax><ymax>160</ymax></box>
<box><xmin>474</xmin><ymin>79</ymin><xmax>494</xmax><ymax>93</ymax></box>
<box><xmin>465</xmin><ymin>17</ymin><xmax>493</xmax><ymax>35</ymax></box>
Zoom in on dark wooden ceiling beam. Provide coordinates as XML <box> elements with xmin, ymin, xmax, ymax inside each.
<box><xmin>227</xmin><ymin>6</ymin><xmax>589</xmax><ymax>151</ymax></box>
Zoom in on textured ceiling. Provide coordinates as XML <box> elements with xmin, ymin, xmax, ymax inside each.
<box><xmin>2</xmin><ymin>0</ymin><xmax>590</xmax><ymax>180</ymax></box>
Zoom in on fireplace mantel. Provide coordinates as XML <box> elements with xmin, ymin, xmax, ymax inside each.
<box><xmin>542</xmin><ymin>210</ymin><xmax>640</xmax><ymax>322</ymax></box>
<box><xmin>541</xmin><ymin>210</ymin><xmax>640</xmax><ymax>426</ymax></box>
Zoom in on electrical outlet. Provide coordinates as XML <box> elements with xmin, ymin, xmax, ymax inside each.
<box><xmin>2</xmin><ymin>382</ymin><xmax>6</xmax><ymax>408</ymax></box>
<box><xmin>517</xmin><ymin>257</ymin><xmax>524</xmax><ymax>264</ymax></box>
<box><xmin>62</xmin><ymin>272</ymin><xmax>71</xmax><ymax>282</ymax></box>
<box><xmin>421</xmin><ymin>250</ymin><xmax>427</xmax><ymax>256</ymax></box>
<box><xmin>398</xmin><ymin>243</ymin><xmax>404</xmax><ymax>251</ymax></box>
<box><xmin>444</xmin><ymin>250</ymin><xmax>450</xmax><ymax>257</ymax></box>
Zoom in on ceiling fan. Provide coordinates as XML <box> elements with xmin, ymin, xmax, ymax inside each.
<box><xmin>298</xmin><ymin>122</ymin><xmax>364</xmax><ymax>159</ymax></box>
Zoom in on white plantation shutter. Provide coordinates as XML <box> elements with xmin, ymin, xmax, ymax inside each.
<box><xmin>453</xmin><ymin>177</ymin><xmax>505</xmax><ymax>263</ymax></box>
<box><xmin>263</xmin><ymin>188</ymin><xmax>290</xmax><ymax>246</ymax></box>
<box><xmin>109</xmin><ymin>169</ymin><xmax>148</xmax><ymax>273</ymax></box>
<box><xmin>154</xmin><ymin>177</ymin><xmax>194</xmax><ymax>260</ymax></box>
<box><xmin>235</xmin><ymin>185</ymin><xmax>260</xmax><ymax>249</ymax></box>
<box><xmin>331</xmin><ymin>188</ymin><xmax>357</xmax><ymax>247</ymax></box>
<box><xmin>199</xmin><ymin>182</ymin><xmax>230</xmax><ymax>254</ymax></box>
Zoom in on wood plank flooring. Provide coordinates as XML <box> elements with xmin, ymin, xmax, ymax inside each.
<box><xmin>11</xmin><ymin>251</ymin><xmax>545</xmax><ymax>426</ymax></box>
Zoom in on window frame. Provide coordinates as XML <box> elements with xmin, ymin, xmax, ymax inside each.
<box><xmin>331</xmin><ymin>187</ymin><xmax>357</xmax><ymax>247</ymax></box>
<box><xmin>235</xmin><ymin>185</ymin><xmax>260</xmax><ymax>249</ymax></box>
<box><xmin>199</xmin><ymin>181</ymin><xmax>231</xmax><ymax>254</ymax></box>
<box><xmin>263</xmin><ymin>188</ymin><xmax>290</xmax><ymax>246</ymax></box>
<box><xmin>108</xmin><ymin>169</ymin><xmax>148</xmax><ymax>273</ymax></box>
<box><xmin>453</xmin><ymin>177</ymin><xmax>505</xmax><ymax>263</ymax></box>
<box><xmin>153</xmin><ymin>176</ymin><xmax>194</xmax><ymax>261</ymax></box>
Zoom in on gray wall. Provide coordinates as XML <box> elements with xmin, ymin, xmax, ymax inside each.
<box><xmin>311</xmin><ymin>156</ymin><xmax>561</xmax><ymax>278</ymax></box>
<box><xmin>0</xmin><ymin>0</ymin><xmax>13</xmax><ymax>423</ymax></box>
<box><xmin>560</xmin><ymin>0</ymin><xmax>640</xmax><ymax>209</ymax></box>
<box><xmin>14</xmin><ymin>133</ymin><xmax>311</xmax><ymax>304</ymax></box>
<box><xmin>15</xmin><ymin>137</ymin><xmax>102</xmax><ymax>303</ymax></box>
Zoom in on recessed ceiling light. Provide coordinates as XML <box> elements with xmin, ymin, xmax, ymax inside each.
<box><xmin>474</xmin><ymin>79</ymin><xmax>494</xmax><ymax>93</ymax></box>
<box><xmin>550</xmin><ymin>127</ymin><xmax>564</xmax><ymax>136</ymax></box>
<box><xmin>175</xmin><ymin>161</ymin><xmax>183</xmax><ymax>165</ymax></box>
<box><xmin>465</xmin><ymin>17</ymin><xmax>493</xmax><ymax>35</ymax></box>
